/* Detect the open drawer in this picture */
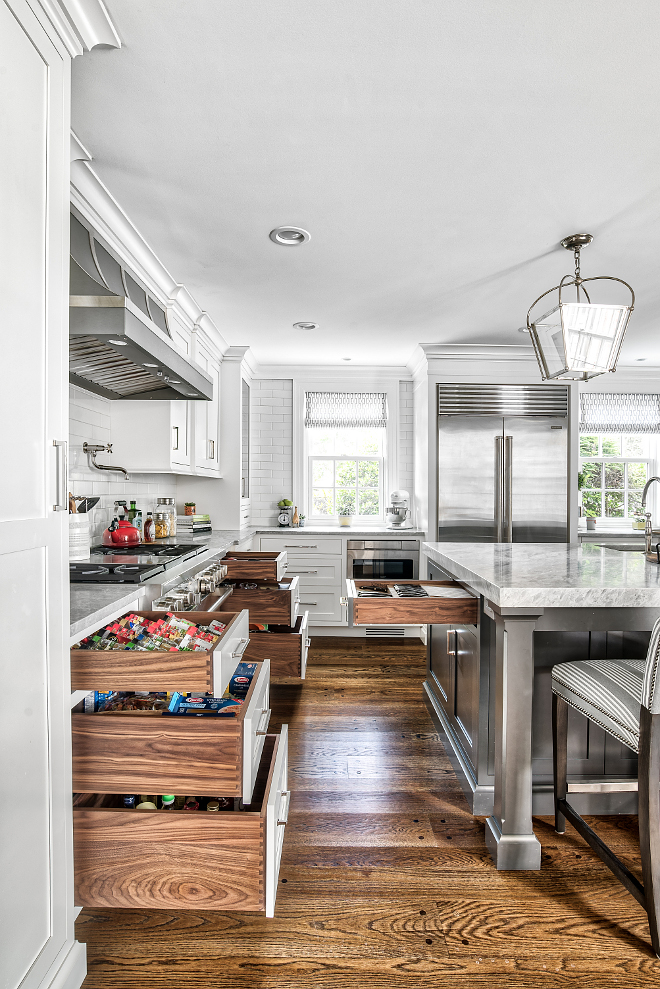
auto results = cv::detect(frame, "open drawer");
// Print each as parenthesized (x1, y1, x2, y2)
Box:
(343, 579, 479, 626)
(73, 727, 288, 916)
(213, 575, 300, 625)
(71, 658, 271, 805)
(71, 610, 250, 699)
(245, 611, 309, 679)
(219, 551, 287, 582)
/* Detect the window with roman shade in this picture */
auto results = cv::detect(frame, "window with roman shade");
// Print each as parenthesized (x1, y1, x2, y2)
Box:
(580, 393, 660, 434)
(305, 391, 388, 428)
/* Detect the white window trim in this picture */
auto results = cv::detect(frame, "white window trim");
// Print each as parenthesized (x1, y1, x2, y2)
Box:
(293, 378, 400, 524)
(579, 434, 658, 521)
(308, 452, 384, 522)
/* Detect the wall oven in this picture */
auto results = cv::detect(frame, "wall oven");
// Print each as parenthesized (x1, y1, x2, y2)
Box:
(346, 540, 419, 580)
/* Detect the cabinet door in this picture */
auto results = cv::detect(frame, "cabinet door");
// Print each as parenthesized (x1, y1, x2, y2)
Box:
(429, 624, 455, 712)
(171, 399, 190, 468)
(194, 343, 220, 474)
(0, 4, 85, 987)
(454, 626, 480, 757)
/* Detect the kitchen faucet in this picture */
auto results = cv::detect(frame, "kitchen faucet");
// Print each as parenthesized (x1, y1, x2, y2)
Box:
(641, 476, 660, 561)
(83, 442, 130, 481)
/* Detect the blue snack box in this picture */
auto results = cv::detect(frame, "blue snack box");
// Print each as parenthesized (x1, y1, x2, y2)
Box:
(229, 662, 258, 697)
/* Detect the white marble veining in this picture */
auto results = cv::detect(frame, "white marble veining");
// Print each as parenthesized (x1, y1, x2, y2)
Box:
(70, 585, 147, 638)
(423, 542, 660, 609)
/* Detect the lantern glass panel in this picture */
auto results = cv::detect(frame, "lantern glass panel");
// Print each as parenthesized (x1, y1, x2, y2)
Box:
(560, 302, 631, 375)
(531, 304, 568, 377)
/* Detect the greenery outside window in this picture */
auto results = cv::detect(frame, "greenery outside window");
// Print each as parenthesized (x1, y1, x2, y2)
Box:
(579, 434, 652, 519)
(308, 427, 384, 520)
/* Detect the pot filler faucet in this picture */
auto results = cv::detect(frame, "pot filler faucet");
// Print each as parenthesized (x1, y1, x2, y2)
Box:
(83, 442, 130, 481)
(641, 476, 660, 562)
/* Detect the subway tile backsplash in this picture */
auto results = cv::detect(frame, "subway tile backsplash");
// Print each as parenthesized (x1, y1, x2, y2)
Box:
(69, 384, 177, 543)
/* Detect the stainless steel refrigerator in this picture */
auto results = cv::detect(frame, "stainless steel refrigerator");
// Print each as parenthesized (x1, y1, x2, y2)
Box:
(437, 384, 569, 542)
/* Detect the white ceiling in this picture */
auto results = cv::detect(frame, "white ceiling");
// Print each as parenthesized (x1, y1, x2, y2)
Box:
(71, 0, 660, 367)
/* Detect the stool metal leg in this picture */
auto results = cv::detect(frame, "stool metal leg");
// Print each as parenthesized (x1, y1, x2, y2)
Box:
(638, 707, 660, 958)
(552, 693, 568, 835)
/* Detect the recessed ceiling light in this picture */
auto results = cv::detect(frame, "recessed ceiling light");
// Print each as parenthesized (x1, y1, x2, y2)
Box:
(269, 226, 311, 246)
(293, 322, 318, 331)
(342, 357, 352, 361)
(108, 338, 127, 345)
(637, 358, 647, 362)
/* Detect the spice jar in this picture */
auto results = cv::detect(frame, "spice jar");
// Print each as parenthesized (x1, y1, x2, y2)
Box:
(154, 512, 170, 539)
(156, 497, 176, 536)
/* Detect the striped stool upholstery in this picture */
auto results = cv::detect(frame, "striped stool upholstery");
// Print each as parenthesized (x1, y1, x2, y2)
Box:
(552, 619, 660, 957)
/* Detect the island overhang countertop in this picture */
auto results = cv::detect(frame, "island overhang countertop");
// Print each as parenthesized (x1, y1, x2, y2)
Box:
(422, 541, 660, 609)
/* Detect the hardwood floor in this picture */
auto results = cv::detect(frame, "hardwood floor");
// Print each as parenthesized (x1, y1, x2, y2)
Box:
(75, 636, 660, 987)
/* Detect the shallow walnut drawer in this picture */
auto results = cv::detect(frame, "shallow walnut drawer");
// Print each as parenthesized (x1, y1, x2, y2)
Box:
(70, 610, 247, 697)
(71, 659, 271, 805)
(244, 611, 309, 679)
(73, 728, 288, 917)
(216, 576, 300, 625)
(344, 579, 479, 626)
(219, 551, 287, 581)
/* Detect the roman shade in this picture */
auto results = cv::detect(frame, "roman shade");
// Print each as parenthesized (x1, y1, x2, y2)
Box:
(305, 391, 388, 428)
(580, 393, 660, 433)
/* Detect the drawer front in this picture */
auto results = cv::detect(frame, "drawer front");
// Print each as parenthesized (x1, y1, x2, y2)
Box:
(260, 535, 343, 556)
(222, 576, 299, 625)
(298, 590, 342, 624)
(346, 579, 479, 626)
(222, 551, 287, 582)
(213, 609, 250, 696)
(242, 659, 271, 804)
(73, 732, 287, 913)
(72, 713, 242, 795)
(245, 612, 309, 678)
(284, 555, 343, 586)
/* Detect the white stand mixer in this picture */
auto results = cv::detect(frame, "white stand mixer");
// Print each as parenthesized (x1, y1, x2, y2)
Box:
(385, 489, 412, 529)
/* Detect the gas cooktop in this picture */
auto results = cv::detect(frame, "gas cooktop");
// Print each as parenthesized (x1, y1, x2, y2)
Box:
(70, 562, 167, 583)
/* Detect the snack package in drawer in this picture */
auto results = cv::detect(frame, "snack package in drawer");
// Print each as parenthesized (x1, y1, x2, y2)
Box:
(165, 692, 244, 717)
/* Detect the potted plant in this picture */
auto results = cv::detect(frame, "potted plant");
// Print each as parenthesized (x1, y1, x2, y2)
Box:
(338, 508, 353, 527)
(298, 514, 306, 528)
(577, 471, 586, 517)
(184, 502, 196, 516)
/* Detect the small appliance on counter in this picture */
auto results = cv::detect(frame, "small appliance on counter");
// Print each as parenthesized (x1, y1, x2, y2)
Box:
(385, 489, 412, 529)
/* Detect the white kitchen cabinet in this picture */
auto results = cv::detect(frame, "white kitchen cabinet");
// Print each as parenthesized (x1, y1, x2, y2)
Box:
(193, 341, 221, 476)
(110, 400, 193, 473)
(258, 535, 346, 626)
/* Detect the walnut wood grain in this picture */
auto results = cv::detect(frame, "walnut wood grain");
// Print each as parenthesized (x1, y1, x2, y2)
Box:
(244, 621, 303, 677)
(220, 551, 287, 582)
(351, 580, 479, 626)
(220, 579, 297, 623)
(71, 714, 242, 793)
(70, 611, 245, 692)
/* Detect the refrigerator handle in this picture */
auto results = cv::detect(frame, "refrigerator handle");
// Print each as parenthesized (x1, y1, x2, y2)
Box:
(494, 435, 504, 542)
(504, 434, 513, 542)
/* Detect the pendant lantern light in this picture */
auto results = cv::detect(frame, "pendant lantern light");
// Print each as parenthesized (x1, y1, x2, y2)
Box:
(526, 234, 634, 381)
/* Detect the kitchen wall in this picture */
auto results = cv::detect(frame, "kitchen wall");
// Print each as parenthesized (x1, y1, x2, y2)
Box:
(69, 384, 177, 542)
(399, 380, 414, 497)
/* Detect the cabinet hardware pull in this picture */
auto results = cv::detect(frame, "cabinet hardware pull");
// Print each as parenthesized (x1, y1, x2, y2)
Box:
(208, 438, 215, 459)
(289, 570, 318, 574)
(339, 597, 348, 606)
(172, 426, 179, 451)
(304, 639, 311, 648)
(52, 440, 68, 512)
(300, 601, 318, 606)
(255, 707, 271, 735)
(446, 630, 456, 655)
(277, 790, 290, 826)
(285, 544, 317, 548)
(231, 637, 250, 658)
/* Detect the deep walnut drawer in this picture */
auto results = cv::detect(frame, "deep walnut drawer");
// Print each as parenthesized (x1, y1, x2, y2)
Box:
(71, 659, 271, 804)
(70, 609, 247, 697)
(344, 579, 479, 626)
(73, 728, 288, 917)
(219, 550, 287, 582)
(244, 611, 309, 679)
(213, 576, 300, 625)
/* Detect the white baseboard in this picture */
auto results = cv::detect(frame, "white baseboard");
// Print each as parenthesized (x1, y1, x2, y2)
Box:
(37, 941, 86, 989)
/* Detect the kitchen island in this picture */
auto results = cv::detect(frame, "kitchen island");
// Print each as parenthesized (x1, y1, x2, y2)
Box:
(422, 541, 660, 871)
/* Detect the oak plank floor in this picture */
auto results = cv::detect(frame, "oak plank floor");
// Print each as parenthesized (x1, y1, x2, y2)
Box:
(75, 635, 660, 987)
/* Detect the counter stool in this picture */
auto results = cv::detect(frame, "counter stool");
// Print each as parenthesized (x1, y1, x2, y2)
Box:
(551, 619, 660, 957)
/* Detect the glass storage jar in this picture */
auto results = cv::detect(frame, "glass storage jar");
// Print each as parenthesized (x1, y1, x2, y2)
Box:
(154, 512, 170, 539)
(156, 497, 176, 536)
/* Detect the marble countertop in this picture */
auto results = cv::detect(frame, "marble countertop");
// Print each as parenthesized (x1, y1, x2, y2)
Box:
(255, 526, 425, 536)
(70, 585, 147, 639)
(423, 541, 660, 608)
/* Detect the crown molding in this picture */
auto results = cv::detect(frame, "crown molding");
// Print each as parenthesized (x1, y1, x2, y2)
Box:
(252, 362, 411, 381)
(70, 156, 229, 357)
(70, 130, 92, 162)
(420, 342, 537, 362)
(37, 0, 120, 56)
(405, 345, 428, 381)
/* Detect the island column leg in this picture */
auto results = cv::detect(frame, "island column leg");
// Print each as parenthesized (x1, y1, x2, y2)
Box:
(485, 607, 543, 870)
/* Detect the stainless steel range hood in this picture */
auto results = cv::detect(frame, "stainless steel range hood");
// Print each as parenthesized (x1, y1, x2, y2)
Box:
(69, 216, 212, 401)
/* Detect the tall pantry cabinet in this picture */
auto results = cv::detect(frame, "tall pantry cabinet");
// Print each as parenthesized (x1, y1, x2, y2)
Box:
(0, 4, 118, 989)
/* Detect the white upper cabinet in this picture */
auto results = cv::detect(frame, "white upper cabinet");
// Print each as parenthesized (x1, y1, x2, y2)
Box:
(193, 340, 221, 476)
(110, 399, 193, 473)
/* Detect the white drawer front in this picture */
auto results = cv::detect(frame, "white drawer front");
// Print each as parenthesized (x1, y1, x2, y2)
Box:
(297, 590, 343, 624)
(265, 724, 288, 917)
(242, 658, 271, 804)
(259, 535, 343, 556)
(285, 555, 343, 586)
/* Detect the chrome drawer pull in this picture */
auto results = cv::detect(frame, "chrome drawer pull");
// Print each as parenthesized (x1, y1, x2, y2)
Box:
(285, 544, 317, 548)
(231, 637, 250, 659)
(290, 570, 318, 574)
(339, 597, 348, 606)
(277, 790, 290, 826)
(255, 707, 271, 735)
(300, 601, 317, 606)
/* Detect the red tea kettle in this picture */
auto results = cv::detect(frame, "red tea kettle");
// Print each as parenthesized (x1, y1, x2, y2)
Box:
(103, 518, 140, 546)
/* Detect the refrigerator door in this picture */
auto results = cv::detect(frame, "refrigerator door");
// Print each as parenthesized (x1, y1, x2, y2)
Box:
(504, 416, 567, 542)
(438, 416, 504, 542)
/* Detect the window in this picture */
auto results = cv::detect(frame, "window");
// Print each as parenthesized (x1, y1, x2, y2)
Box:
(579, 434, 652, 519)
(308, 427, 384, 519)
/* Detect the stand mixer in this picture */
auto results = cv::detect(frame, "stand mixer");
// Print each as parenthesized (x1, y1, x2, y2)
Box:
(385, 489, 412, 529)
